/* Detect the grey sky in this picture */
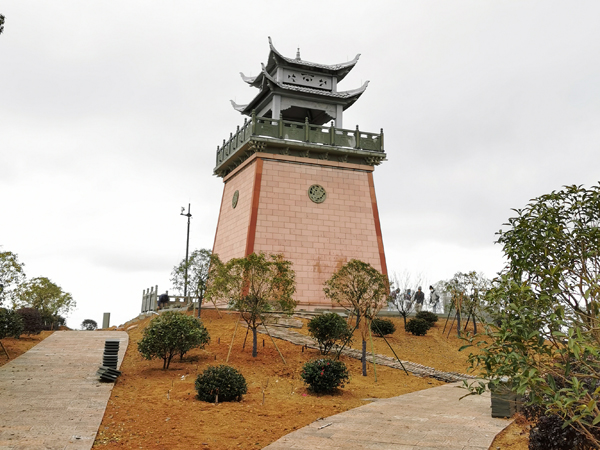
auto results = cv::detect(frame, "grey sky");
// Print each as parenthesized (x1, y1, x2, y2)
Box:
(2, 1, 599, 328)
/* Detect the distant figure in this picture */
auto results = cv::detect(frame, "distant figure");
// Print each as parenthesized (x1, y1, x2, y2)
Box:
(158, 291, 170, 310)
(404, 289, 413, 310)
(414, 286, 425, 313)
(429, 285, 440, 313)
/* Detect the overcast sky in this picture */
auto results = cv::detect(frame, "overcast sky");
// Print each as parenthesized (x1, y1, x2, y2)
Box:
(2, 1, 599, 328)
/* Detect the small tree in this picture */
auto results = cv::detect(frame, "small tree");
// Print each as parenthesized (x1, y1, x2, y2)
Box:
(307, 313, 353, 355)
(442, 271, 490, 336)
(170, 248, 212, 317)
(323, 259, 388, 376)
(0, 14, 4, 35)
(463, 184, 600, 447)
(14, 277, 75, 329)
(389, 271, 426, 328)
(81, 319, 98, 331)
(206, 252, 296, 358)
(137, 311, 210, 369)
(0, 250, 26, 307)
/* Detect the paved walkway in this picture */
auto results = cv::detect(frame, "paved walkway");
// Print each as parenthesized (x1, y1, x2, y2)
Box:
(0, 331, 128, 450)
(260, 325, 477, 382)
(263, 381, 509, 450)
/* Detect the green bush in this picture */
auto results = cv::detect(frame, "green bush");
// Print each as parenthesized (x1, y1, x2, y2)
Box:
(415, 311, 439, 325)
(0, 308, 24, 339)
(81, 319, 98, 331)
(405, 318, 430, 336)
(301, 358, 349, 393)
(307, 313, 353, 355)
(370, 318, 396, 337)
(137, 311, 210, 369)
(16, 308, 43, 335)
(195, 365, 247, 403)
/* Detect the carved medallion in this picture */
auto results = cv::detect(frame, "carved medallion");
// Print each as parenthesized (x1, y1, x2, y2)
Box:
(308, 184, 326, 204)
(232, 190, 239, 209)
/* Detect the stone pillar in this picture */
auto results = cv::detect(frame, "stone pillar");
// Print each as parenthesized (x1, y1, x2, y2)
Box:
(102, 312, 110, 329)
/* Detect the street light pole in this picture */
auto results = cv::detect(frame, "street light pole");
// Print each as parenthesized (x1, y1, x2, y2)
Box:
(180, 204, 192, 303)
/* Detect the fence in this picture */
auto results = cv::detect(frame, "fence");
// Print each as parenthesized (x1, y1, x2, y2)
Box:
(141, 287, 201, 313)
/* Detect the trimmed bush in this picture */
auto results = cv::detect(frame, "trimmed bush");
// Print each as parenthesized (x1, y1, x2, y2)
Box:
(415, 311, 439, 325)
(16, 308, 43, 335)
(0, 308, 24, 339)
(138, 312, 210, 369)
(307, 313, 353, 355)
(301, 358, 349, 393)
(370, 318, 396, 337)
(195, 365, 247, 403)
(405, 318, 430, 336)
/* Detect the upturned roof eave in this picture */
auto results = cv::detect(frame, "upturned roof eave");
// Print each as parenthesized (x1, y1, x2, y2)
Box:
(266, 37, 360, 82)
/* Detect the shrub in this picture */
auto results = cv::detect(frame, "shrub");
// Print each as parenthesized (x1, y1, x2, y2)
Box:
(16, 308, 43, 335)
(195, 365, 247, 403)
(301, 358, 349, 393)
(405, 318, 430, 336)
(137, 311, 210, 369)
(307, 313, 353, 355)
(415, 311, 439, 325)
(528, 414, 590, 450)
(0, 308, 24, 339)
(370, 317, 396, 336)
(81, 319, 98, 331)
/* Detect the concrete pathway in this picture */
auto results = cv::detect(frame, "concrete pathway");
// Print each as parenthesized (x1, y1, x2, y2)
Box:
(263, 382, 510, 450)
(260, 325, 477, 383)
(0, 331, 128, 450)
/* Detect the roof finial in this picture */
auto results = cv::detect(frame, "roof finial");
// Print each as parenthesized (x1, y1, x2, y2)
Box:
(296, 48, 301, 60)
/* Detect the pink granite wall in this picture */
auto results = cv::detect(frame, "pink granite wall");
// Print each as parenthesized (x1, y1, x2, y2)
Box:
(212, 160, 256, 263)
(253, 159, 383, 309)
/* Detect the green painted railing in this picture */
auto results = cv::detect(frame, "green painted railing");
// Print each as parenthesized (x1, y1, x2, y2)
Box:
(216, 112, 384, 167)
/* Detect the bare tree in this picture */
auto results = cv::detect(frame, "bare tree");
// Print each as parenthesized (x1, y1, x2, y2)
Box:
(389, 271, 427, 328)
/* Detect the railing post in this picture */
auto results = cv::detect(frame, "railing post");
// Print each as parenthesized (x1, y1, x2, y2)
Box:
(216, 145, 220, 165)
(355, 125, 360, 149)
(304, 117, 309, 142)
(244, 117, 248, 138)
(380, 128, 384, 151)
(278, 113, 283, 139)
(236, 125, 240, 146)
(223, 139, 226, 156)
(251, 110, 257, 135)
(329, 121, 335, 146)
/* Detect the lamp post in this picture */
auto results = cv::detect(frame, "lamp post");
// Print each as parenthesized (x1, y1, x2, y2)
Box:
(180, 204, 192, 304)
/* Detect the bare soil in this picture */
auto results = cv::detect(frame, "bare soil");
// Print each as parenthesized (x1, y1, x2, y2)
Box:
(88, 311, 512, 450)
(0, 331, 53, 367)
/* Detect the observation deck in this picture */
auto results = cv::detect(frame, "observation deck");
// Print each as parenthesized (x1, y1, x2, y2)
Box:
(214, 112, 385, 178)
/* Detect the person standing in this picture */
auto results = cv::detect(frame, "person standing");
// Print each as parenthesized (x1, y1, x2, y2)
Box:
(414, 286, 425, 313)
(158, 291, 170, 310)
(429, 285, 440, 313)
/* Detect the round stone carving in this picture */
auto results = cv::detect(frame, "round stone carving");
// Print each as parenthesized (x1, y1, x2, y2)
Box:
(308, 184, 326, 204)
(232, 190, 239, 209)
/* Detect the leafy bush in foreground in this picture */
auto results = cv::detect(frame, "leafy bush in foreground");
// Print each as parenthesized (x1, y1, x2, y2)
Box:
(307, 313, 353, 355)
(405, 318, 430, 336)
(301, 358, 349, 393)
(195, 365, 247, 403)
(371, 317, 396, 336)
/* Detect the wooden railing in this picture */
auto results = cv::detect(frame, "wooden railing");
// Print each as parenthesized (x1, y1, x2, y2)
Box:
(216, 112, 384, 167)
